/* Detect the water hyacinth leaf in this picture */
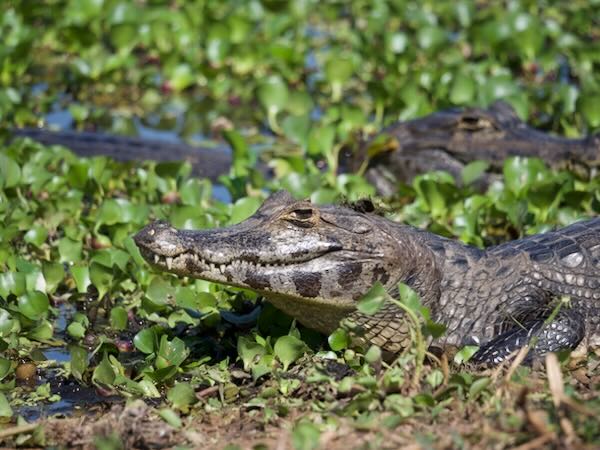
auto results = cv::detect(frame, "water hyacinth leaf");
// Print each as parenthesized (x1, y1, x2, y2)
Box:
(42, 262, 65, 294)
(291, 421, 321, 450)
(579, 94, 600, 127)
(274, 335, 308, 371)
(134, 328, 158, 354)
(450, 74, 475, 105)
(71, 265, 91, 293)
(328, 328, 349, 351)
(146, 277, 173, 306)
(468, 377, 491, 400)
(0, 357, 11, 381)
(58, 237, 83, 263)
(258, 75, 289, 115)
(454, 345, 480, 364)
(67, 321, 86, 339)
(324, 55, 354, 101)
(156, 335, 189, 369)
(0, 154, 21, 188)
(138, 379, 161, 398)
(24, 225, 48, 248)
(229, 196, 262, 225)
(0, 309, 15, 336)
(69, 345, 89, 381)
(357, 281, 388, 315)
(110, 306, 128, 330)
(167, 382, 197, 411)
(27, 320, 54, 341)
(90, 262, 114, 299)
(237, 335, 267, 372)
(168, 64, 195, 91)
(461, 161, 490, 186)
(18, 291, 49, 320)
(503, 157, 548, 197)
(158, 408, 182, 428)
(92, 353, 116, 386)
(0, 271, 26, 298)
(0, 392, 12, 418)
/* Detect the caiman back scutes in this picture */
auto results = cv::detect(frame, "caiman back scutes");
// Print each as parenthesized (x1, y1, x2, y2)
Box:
(134, 192, 600, 364)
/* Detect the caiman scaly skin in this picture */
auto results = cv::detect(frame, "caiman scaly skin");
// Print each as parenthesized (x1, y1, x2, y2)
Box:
(134, 191, 600, 364)
(348, 101, 600, 195)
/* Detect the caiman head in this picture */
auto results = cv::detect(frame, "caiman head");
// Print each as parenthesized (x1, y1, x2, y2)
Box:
(134, 191, 406, 334)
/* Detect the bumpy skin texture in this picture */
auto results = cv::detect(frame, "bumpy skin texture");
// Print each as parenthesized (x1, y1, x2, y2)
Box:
(348, 101, 600, 195)
(134, 192, 600, 364)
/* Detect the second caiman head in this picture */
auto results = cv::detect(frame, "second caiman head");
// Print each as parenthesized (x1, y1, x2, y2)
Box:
(133, 191, 406, 334)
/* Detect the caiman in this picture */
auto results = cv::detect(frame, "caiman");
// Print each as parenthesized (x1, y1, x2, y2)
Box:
(13, 101, 600, 193)
(349, 101, 600, 195)
(133, 191, 600, 365)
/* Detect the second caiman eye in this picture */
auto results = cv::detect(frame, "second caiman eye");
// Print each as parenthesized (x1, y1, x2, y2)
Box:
(290, 208, 314, 220)
(285, 208, 317, 227)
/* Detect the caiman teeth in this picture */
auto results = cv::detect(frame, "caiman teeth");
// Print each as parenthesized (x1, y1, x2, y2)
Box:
(154, 254, 160, 264)
(166, 257, 173, 270)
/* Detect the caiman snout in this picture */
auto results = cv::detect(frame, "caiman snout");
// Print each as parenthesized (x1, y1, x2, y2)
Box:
(134, 220, 186, 259)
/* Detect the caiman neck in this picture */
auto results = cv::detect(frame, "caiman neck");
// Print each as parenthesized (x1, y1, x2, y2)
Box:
(384, 222, 447, 307)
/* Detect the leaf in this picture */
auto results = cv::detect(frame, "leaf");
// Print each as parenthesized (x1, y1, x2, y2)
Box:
(155, 335, 189, 369)
(503, 157, 548, 197)
(167, 382, 197, 411)
(461, 161, 490, 186)
(158, 408, 182, 429)
(17, 291, 49, 320)
(291, 421, 321, 450)
(67, 322, 86, 339)
(274, 335, 308, 371)
(450, 74, 475, 104)
(0, 357, 12, 381)
(24, 225, 48, 248)
(579, 94, 600, 127)
(328, 328, 349, 351)
(71, 265, 91, 293)
(257, 75, 289, 115)
(92, 353, 116, 386)
(356, 282, 388, 315)
(454, 345, 480, 364)
(69, 345, 89, 381)
(0, 392, 12, 418)
(0, 154, 21, 188)
(229, 196, 262, 225)
(145, 277, 174, 306)
(237, 335, 267, 372)
(134, 328, 157, 354)
(468, 377, 491, 400)
(110, 306, 128, 330)
(90, 262, 113, 299)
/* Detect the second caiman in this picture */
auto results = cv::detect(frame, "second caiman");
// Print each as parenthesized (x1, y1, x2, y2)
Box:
(134, 191, 600, 365)
(348, 101, 600, 195)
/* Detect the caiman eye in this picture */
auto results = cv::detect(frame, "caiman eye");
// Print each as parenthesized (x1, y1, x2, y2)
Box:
(457, 115, 495, 131)
(285, 208, 317, 227)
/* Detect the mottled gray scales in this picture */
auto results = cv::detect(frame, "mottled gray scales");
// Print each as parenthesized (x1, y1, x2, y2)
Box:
(134, 192, 600, 365)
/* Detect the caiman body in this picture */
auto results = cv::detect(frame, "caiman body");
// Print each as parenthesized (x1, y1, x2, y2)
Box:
(134, 192, 600, 364)
(352, 101, 600, 194)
